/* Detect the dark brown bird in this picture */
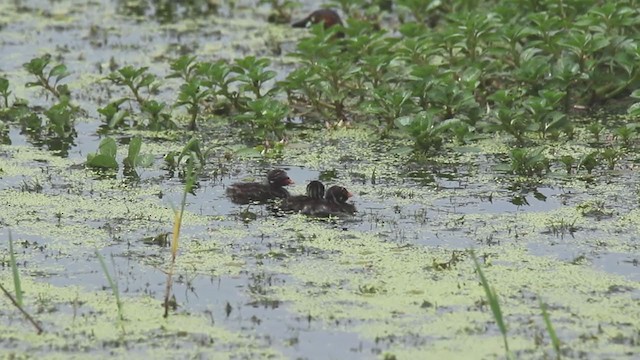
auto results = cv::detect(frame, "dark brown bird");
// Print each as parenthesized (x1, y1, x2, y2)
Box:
(302, 185, 356, 217)
(281, 180, 326, 212)
(226, 169, 294, 204)
(292, 9, 343, 29)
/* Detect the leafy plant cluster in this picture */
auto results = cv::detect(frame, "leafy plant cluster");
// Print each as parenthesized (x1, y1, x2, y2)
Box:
(285, 1, 640, 141)
(274, 0, 640, 177)
(3, 0, 640, 178)
(0, 54, 79, 154)
(98, 55, 287, 148)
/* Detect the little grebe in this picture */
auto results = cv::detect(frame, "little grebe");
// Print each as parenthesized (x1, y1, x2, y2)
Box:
(226, 169, 294, 204)
(292, 9, 343, 29)
(302, 185, 356, 217)
(281, 180, 326, 212)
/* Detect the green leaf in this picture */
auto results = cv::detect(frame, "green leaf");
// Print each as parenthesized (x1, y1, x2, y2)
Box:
(136, 154, 155, 167)
(49, 64, 70, 82)
(98, 137, 117, 158)
(627, 102, 640, 116)
(8, 231, 23, 307)
(125, 136, 142, 167)
(23, 55, 51, 76)
(0, 77, 9, 93)
(86, 154, 119, 169)
(233, 146, 262, 157)
(394, 115, 414, 128)
(109, 110, 128, 129)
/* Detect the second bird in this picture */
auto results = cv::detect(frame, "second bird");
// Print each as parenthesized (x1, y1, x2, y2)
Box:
(226, 169, 294, 204)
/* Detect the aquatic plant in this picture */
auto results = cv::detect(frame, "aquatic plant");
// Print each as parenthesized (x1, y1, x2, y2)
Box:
(524, 90, 568, 139)
(86, 136, 153, 171)
(164, 160, 198, 317)
(471, 251, 512, 359)
(559, 155, 575, 175)
(546, 218, 578, 237)
(43, 98, 76, 138)
(274, 0, 640, 162)
(601, 148, 621, 170)
(86, 137, 118, 170)
(509, 147, 549, 177)
(196, 60, 235, 113)
(539, 298, 562, 359)
(614, 124, 636, 147)
(176, 78, 209, 131)
(97, 99, 129, 129)
(23, 54, 70, 100)
(164, 137, 205, 174)
(0, 76, 10, 107)
(395, 110, 461, 152)
(106, 65, 157, 108)
(577, 151, 599, 174)
(231, 56, 278, 102)
(104, 65, 175, 130)
(96, 251, 125, 332)
(235, 97, 289, 145)
(364, 86, 417, 131)
(586, 122, 605, 143)
(123, 136, 154, 169)
(167, 55, 198, 83)
(141, 99, 175, 130)
(0, 231, 43, 334)
(8, 230, 22, 307)
(167, 56, 210, 129)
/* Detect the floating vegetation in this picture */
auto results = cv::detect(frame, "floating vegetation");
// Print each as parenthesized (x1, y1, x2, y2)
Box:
(0, 0, 639, 358)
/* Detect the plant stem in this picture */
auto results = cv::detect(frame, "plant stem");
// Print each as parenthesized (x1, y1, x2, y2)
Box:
(0, 283, 43, 334)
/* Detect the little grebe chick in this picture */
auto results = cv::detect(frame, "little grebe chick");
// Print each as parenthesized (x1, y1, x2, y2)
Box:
(226, 169, 294, 204)
(281, 180, 326, 212)
(302, 185, 356, 217)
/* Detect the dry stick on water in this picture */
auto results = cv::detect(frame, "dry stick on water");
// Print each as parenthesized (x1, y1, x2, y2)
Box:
(0, 283, 44, 334)
(0, 230, 43, 334)
(471, 250, 512, 359)
(164, 162, 197, 318)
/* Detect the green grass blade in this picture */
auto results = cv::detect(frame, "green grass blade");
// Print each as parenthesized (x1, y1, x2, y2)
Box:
(96, 251, 124, 329)
(8, 230, 23, 307)
(471, 251, 510, 356)
(539, 298, 562, 359)
(164, 160, 197, 318)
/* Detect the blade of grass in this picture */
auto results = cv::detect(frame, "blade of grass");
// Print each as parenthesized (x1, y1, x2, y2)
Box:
(96, 251, 125, 333)
(8, 230, 23, 306)
(1, 230, 43, 334)
(164, 159, 198, 318)
(471, 250, 511, 358)
(539, 298, 562, 359)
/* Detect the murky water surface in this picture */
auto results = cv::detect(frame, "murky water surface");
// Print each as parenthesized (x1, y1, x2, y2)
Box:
(1, 1, 639, 359)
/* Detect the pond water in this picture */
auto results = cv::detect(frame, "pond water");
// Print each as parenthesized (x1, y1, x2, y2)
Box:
(0, 1, 639, 359)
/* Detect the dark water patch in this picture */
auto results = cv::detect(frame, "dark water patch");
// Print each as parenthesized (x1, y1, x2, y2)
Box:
(591, 252, 640, 283)
(528, 242, 640, 283)
(431, 186, 564, 215)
